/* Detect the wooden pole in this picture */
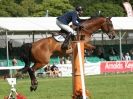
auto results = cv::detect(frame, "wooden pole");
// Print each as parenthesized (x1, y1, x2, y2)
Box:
(72, 40, 89, 99)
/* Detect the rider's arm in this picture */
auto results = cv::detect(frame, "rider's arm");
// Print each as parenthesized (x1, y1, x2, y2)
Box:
(77, 17, 86, 23)
(72, 12, 80, 26)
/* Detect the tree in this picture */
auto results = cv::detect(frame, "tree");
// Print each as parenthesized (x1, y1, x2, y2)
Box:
(39, 0, 73, 16)
(85, 2, 124, 17)
(20, 0, 39, 16)
(0, 0, 127, 17)
(0, 0, 25, 17)
(69, 0, 126, 16)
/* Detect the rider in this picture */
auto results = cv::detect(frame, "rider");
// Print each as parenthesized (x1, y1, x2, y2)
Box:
(56, 5, 84, 50)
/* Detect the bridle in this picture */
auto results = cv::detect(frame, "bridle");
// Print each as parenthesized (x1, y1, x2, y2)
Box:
(77, 17, 115, 37)
(101, 18, 114, 34)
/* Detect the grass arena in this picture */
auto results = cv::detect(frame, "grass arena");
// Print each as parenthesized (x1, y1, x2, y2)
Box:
(0, 73, 133, 99)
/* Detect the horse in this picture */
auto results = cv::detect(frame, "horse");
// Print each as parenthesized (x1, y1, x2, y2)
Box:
(20, 16, 116, 91)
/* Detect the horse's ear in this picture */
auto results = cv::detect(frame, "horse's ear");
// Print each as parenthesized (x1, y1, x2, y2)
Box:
(108, 17, 112, 20)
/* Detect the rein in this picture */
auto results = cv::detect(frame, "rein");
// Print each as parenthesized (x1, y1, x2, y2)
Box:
(80, 27, 89, 33)
(101, 19, 114, 33)
(77, 17, 114, 36)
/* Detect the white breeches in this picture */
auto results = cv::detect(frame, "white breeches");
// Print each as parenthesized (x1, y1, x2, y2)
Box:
(56, 19, 76, 35)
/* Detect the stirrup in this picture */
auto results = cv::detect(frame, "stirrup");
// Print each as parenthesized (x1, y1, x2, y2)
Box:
(61, 43, 68, 50)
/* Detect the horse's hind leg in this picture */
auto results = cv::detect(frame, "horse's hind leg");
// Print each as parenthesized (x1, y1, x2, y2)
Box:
(28, 63, 45, 91)
(27, 68, 38, 91)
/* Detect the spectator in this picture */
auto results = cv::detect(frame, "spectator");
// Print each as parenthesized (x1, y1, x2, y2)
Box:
(66, 56, 71, 64)
(109, 47, 118, 56)
(124, 52, 131, 60)
(97, 46, 105, 59)
(129, 49, 133, 60)
(60, 57, 65, 64)
(121, 53, 125, 60)
(12, 57, 17, 66)
(51, 63, 62, 77)
(12, 57, 17, 77)
(44, 64, 53, 77)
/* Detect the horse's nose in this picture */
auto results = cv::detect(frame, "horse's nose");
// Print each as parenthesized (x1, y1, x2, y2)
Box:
(111, 35, 115, 39)
(112, 35, 115, 39)
(108, 34, 112, 39)
(112, 31, 116, 39)
(109, 34, 115, 39)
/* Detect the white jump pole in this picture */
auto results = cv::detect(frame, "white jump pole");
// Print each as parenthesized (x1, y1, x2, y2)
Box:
(72, 40, 89, 99)
(77, 42, 86, 99)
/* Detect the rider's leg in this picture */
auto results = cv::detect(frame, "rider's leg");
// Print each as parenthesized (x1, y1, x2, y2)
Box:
(56, 20, 75, 34)
(61, 32, 72, 49)
(56, 19, 75, 49)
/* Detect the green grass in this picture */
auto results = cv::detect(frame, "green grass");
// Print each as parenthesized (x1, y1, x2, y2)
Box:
(0, 73, 133, 99)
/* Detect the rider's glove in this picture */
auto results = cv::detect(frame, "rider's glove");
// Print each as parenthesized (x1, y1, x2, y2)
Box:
(79, 25, 84, 29)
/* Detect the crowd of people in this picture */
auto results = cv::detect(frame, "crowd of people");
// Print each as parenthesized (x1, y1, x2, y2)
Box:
(44, 63, 62, 78)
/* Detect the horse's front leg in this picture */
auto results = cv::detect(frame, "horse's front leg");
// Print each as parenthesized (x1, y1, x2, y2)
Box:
(27, 68, 38, 91)
(84, 43, 96, 53)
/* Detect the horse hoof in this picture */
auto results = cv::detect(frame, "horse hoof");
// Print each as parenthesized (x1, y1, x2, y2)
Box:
(30, 86, 34, 92)
(34, 84, 38, 91)
(30, 85, 37, 91)
(34, 86, 37, 91)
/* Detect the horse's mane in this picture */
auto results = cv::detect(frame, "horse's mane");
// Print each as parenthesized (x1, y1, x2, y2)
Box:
(81, 15, 106, 24)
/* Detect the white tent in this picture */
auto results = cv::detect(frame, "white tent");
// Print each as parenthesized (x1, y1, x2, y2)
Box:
(0, 17, 133, 32)
(0, 17, 60, 32)
(111, 17, 133, 30)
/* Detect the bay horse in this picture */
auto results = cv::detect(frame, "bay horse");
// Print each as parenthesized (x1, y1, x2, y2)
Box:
(20, 16, 116, 91)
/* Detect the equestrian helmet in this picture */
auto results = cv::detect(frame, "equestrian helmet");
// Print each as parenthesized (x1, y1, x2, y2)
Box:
(75, 6, 83, 12)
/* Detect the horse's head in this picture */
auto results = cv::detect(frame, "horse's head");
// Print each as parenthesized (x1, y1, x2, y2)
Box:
(101, 17, 116, 39)
(73, 16, 116, 40)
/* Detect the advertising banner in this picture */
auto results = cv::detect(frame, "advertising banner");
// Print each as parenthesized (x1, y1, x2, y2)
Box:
(100, 61, 133, 73)
(57, 62, 100, 77)
(123, 2, 133, 17)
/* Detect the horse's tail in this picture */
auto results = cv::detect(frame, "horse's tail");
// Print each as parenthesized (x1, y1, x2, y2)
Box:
(20, 43, 32, 67)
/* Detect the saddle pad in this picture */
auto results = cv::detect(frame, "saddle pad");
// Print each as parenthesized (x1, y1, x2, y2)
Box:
(53, 35, 65, 42)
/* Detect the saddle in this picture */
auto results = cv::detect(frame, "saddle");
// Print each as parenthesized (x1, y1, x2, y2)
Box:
(52, 29, 68, 42)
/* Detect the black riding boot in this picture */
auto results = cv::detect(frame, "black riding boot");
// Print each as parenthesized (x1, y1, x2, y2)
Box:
(61, 33, 72, 50)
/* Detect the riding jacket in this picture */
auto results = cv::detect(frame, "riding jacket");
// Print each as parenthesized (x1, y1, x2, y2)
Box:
(57, 11, 81, 26)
